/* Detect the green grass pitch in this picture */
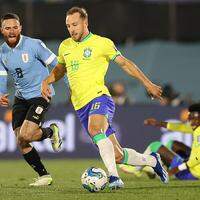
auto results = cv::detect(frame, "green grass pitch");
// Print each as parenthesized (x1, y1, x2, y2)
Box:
(0, 159, 200, 200)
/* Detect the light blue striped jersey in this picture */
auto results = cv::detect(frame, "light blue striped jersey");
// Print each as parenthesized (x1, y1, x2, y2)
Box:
(0, 35, 57, 99)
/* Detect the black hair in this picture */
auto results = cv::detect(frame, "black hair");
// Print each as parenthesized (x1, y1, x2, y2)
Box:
(1, 13, 20, 26)
(188, 103, 200, 113)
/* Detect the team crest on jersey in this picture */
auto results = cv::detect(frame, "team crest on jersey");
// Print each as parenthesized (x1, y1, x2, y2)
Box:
(83, 48, 92, 58)
(22, 53, 29, 63)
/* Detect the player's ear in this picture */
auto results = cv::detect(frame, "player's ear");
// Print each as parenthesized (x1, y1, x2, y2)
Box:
(84, 18, 88, 27)
(19, 25, 22, 32)
(0, 25, 3, 34)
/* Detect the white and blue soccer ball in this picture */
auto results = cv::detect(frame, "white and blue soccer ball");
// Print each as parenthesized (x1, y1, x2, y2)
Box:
(81, 167, 108, 192)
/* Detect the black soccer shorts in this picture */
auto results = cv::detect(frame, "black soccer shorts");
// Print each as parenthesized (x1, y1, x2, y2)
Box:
(12, 97, 50, 130)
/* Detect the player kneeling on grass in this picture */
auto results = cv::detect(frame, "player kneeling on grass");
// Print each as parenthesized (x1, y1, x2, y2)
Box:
(121, 103, 200, 180)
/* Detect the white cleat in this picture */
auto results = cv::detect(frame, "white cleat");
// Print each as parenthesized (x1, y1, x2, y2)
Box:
(29, 174, 53, 186)
(50, 123, 62, 152)
(109, 176, 124, 190)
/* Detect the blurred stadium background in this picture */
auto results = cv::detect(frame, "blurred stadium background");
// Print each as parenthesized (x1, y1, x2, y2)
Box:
(0, 0, 199, 159)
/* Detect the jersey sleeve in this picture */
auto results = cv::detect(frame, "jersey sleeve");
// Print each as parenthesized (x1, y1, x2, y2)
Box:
(35, 40, 58, 68)
(0, 61, 8, 95)
(57, 43, 65, 66)
(167, 122, 193, 134)
(102, 38, 121, 61)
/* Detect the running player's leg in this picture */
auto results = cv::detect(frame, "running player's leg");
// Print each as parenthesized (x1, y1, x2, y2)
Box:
(108, 135, 168, 183)
(120, 141, 177, 177)
(18, 97, 62, 152)
(86, 95, 123, 189)
(88, 114, 123, 189)
(12, 97, 52, 186)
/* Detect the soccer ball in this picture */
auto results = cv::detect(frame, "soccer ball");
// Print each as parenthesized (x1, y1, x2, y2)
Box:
(81, 167, 107, 192)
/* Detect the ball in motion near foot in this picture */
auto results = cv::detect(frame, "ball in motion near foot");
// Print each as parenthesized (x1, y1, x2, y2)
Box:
(81, 167, 107, 192)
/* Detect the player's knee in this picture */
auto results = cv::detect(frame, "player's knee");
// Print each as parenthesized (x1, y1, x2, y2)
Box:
(17, 134, 28, 145)
(88, 123, 102, 136)
(17, 134, 26, 147)
(115, 152, 124, 164)
(18, 129, 33, 144)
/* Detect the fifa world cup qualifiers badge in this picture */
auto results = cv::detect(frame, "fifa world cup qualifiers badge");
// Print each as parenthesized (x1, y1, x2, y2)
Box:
(83, 48, 92, 59)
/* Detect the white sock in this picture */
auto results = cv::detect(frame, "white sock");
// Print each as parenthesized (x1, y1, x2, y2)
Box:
(143, 146, 152, 155)
(96, 137, 119, 177)
(123, 148, 156, 167)
(135, 146, 154, 171)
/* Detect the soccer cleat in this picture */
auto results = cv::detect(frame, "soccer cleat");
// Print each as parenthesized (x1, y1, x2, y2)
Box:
(119, 164, 143, 177)
(151, 152, 169, 183)
(50, 123, 62, 152)
(108, 176, 124, 190)
(29, 174, 53, 186)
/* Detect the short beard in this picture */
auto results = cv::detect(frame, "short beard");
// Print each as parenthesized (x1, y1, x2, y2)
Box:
(5, 34, 21, 48)
(72, 32, 84, 42)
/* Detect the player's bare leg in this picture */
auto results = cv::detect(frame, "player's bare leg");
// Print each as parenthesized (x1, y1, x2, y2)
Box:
(168, 140, 191, 159)
(88, 114, 124, 189)
(18, 120, 62, 152)
(14, 127, 52, 186)
(157, 146, 176, 167)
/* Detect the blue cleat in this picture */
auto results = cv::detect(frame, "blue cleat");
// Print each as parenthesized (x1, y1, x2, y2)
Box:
(151, 152, 169, 184)
(108, 176, 124, 190)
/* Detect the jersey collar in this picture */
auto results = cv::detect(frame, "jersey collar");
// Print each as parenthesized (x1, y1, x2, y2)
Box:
(15, 35, 23, 48)
(77, 32, 93, 43)
(4, 35, 23, 50)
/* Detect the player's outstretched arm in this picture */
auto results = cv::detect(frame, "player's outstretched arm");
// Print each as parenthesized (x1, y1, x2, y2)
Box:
(114, 55, 162, 100)
(144, 118, 193, 133)
(0, 94, 9, 107)
(41, 64, 66, 101)
(144, 118, 168, 128)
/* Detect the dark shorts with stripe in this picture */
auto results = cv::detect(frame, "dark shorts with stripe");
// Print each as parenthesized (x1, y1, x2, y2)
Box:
(12, 96, 50, 130)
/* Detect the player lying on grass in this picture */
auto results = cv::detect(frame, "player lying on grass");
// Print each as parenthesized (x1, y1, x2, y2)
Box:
(120, 103, 200, 180)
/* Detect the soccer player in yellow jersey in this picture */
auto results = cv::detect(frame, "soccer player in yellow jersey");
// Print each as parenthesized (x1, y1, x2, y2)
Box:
(41, 6, 168, 189)
(143, 103, 200, 180)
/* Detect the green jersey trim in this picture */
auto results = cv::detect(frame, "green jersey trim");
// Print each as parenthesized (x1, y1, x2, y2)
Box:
(80, 32, 93, 43)
(111, 53, 121, 61)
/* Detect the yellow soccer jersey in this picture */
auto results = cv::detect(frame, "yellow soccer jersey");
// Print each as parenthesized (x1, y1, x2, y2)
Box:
(167, 123, 200, 178)
(57, 33, 121, 110)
